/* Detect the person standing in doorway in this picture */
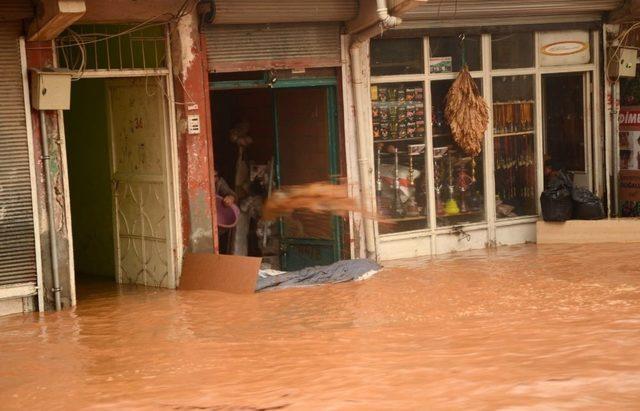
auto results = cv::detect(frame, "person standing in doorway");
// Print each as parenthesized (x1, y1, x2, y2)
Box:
(229, 120, 253, 201)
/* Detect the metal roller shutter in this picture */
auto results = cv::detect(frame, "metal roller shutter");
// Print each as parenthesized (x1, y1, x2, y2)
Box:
(213, 0, 358, 24)
(405, 0, 623, 20)
(205, 23, 342, 73)
(0, 0, 34, 21)
(0, 23, 38, 287)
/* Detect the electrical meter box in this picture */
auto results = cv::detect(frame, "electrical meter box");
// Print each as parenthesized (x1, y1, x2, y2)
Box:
(30, 69, 73, 110)
(610, 47, 638, 79)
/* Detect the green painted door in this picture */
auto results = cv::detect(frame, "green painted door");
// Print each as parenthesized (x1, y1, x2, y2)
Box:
(273, 86, 341, 270)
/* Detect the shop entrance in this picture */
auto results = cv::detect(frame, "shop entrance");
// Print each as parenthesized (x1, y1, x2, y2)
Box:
(543, 72, 592, 188)
(212, 80, 341, 271)
(65, 77, 178, 294)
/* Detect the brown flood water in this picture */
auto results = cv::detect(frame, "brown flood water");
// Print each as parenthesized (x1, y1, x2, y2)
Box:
(2, 243, 640, 410)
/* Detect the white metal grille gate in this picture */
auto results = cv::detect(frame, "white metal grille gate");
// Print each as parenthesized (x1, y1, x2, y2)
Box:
(0, 23, 38, 287)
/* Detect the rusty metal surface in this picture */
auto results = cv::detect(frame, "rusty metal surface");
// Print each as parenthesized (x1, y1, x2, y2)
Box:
(80, 0, 181, 23)
(205, 23, 342, 73)
(0, 23, 38, 286)
(78, 0, 357, 24)
(404, 0, 624, 20)
(213, 0, 358, 24)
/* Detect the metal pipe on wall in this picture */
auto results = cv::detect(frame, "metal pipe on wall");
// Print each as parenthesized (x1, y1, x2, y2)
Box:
(606, 82, 613, 216)
(349, 44, 377, 259)
(39, 110, 62, 311)
(610, 81, 620, 216)
(349, 0, 402, 259)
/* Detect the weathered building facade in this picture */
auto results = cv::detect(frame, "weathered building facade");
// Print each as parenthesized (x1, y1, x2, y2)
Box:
(0, 0, 633, 315)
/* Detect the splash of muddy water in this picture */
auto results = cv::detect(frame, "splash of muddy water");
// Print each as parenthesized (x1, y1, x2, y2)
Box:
(2, 244, 640, 410)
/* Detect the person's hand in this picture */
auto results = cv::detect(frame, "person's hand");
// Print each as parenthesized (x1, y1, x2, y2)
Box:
(223, 195, 235, 207)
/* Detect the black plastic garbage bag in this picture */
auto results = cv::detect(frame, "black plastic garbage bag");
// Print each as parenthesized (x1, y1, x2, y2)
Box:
(572, 187, 605, 220)
(540, 172, 573, 222)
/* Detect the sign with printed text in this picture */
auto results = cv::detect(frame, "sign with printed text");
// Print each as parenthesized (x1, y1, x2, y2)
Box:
(619, 170, 640, 216)
(539, 30, 590, 67)
(187, 114, 200, 135)
(619, 106, 640, 131)
(429, 56, 452, 73)
(619, 106, 640, 170)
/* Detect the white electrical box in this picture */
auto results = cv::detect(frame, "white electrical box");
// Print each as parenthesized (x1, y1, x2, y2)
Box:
(187, 114, 201, 134)
(30, 69, 73, 110)
(611, 47, 638, 79)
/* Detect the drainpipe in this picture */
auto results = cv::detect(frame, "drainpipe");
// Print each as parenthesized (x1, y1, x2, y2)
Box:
(607, 82, 615, 217)
(610, 81, 620, 217)
(39, 110, 62, 311)
(349, 0, 402, 259)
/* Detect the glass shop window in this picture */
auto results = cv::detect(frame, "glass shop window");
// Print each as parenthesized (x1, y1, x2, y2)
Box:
(491, 32, 535, 70)
(370, 38, 424, 76)
(370, 82, 428, 234)
(492, 75, 537, 219)
(431, 79, 485, 227)
(429, 35, 482, 73)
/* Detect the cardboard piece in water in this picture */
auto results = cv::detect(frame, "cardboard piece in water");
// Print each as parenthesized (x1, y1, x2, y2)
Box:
(180, 253, 261, 294)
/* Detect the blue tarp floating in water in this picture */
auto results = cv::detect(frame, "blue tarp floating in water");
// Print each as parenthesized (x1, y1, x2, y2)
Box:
(255, 259, 380, 292)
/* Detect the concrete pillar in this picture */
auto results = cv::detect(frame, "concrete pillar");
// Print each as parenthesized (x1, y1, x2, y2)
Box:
(25, 41, 75, 309)
(170, 11, 218, 254)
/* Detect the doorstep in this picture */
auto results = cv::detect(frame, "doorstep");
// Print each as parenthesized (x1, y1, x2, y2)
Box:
(537, 218, 640, 244)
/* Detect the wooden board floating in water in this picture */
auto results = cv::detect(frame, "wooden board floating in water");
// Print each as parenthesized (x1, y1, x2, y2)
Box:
(180, 253, 261, 294)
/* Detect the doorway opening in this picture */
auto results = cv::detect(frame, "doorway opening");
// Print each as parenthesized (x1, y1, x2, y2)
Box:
(211, 80, 343, 271)
(543, 72, 591, 188)
(65, 77, 178, 298)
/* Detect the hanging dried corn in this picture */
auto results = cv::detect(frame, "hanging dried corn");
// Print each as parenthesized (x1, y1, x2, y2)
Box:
(444, 64, 489, 157)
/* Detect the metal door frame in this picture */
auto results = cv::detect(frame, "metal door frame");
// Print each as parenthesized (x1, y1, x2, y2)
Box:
(47, 26, 183, 310)
(59, 36, 182, 291)
(541, 71, 594, 190)
(210, 76, 343, 269)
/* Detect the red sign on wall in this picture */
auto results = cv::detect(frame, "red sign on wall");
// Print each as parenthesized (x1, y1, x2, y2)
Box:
(619, 107, 640, 131)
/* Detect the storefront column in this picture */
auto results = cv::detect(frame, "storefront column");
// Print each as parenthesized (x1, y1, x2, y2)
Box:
(170, 12, 218, 254)
(25, 41, 76, 309)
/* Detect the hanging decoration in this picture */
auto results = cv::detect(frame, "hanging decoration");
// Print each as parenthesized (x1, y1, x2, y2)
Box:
(445, 65, 488, 156)
(444, 34, 489, 157)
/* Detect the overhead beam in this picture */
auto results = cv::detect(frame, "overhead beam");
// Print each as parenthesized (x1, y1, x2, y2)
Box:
(608, 0, 640, 23)
(28, 0, 86, 41)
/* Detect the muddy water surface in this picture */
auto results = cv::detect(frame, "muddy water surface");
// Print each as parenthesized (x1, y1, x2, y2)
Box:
(2, 244, 640, 410)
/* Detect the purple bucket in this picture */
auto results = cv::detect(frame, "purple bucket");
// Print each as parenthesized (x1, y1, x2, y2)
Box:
(216, 195, 240, 228)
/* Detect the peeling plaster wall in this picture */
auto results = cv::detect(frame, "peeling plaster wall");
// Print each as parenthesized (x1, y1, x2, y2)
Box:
(176, 13, 197, 82)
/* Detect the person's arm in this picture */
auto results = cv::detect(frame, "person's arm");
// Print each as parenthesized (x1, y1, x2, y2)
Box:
(217, 177, 236, 205)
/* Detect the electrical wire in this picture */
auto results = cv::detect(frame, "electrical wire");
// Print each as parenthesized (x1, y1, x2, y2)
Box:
(29, 0, 197, 51)
(607, 21, 640, 83)
(30, 0, 200, 107)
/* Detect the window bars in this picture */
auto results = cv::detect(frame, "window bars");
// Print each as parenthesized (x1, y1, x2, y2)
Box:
(56, 24, 168, 73)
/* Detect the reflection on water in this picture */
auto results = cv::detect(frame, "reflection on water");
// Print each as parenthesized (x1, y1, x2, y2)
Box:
(2, 244, 640, 410)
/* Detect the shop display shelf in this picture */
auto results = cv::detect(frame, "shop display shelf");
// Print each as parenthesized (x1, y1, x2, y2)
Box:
(437, 210, 483, 218)
(372, 100, 425, 106)
(374, 136, 424, 143)
(383, 215, 427, 222)
(493, 130, 535, 138)
(379, 151, 427, 157)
